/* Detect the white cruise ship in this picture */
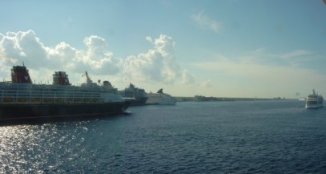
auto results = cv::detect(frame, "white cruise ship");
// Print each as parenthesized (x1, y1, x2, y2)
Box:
(146, 89, 176, 105)
(305, 89, 323, 109)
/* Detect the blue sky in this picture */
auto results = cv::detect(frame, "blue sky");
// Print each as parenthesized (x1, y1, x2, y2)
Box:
(1, 0, 326, 98)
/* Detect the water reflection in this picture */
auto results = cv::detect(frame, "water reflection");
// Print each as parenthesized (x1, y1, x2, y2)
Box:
(0, 122, 91, 173)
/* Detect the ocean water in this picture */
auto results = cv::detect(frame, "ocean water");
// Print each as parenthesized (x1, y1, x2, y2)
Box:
(1, 100, 326, 173)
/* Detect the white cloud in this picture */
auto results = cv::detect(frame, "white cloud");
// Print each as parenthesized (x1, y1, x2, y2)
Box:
(192, 11, 221, 33)
(193, 54, 326, 98)
(145, 36, 153, 43)
(280, 49, 311, 59)
(0, 30, 193, 89)
(122, 34, 185, 84)
(278, 49, 316, 68)
(181, 70, 195, 84)
(200, 80, 212, 88)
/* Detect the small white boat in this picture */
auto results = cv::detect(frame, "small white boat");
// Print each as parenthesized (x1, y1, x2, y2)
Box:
(305, 89, 323, 109)
(146, 89, 176, 105)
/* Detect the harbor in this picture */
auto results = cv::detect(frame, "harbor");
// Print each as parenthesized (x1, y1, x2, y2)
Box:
(1, 0, 326, 173)
(0, 64, 324, 125)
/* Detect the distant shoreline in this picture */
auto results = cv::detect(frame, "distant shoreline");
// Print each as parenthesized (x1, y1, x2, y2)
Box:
(175, 96, 290, 102)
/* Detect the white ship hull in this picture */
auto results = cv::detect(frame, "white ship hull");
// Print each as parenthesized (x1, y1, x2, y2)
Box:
(146, 93, 176, 105)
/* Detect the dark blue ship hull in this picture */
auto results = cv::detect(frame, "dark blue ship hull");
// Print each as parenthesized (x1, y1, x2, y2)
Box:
(0, 102, 129, 124)
(129, 97, 148, 106)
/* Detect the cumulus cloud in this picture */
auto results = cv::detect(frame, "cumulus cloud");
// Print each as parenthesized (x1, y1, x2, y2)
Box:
(122, 34, 189, 84)
(0, 30, 192, 87)
(181, 70, 195, 84)
(192, 11, 221, 33)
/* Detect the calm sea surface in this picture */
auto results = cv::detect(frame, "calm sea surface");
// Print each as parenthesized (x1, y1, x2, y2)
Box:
(1, 100, 326, 173)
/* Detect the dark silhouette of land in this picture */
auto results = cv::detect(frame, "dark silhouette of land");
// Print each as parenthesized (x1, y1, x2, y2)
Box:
(176, 95, 286, 102)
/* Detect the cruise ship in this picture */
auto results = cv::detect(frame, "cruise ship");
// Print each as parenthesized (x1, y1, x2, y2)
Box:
(305, 89, 324, 109)
(120, 83, 148, 106)
(146, 89, 176, 105)
(0, 65, 129, 123)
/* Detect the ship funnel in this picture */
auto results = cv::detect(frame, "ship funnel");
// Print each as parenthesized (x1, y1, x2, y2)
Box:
(53, 71, 71, 85)
(157, 88, 163, 94)
(129, 83, 135, 88)
(11, 65, 32, 84)
(103, 81, 113, 88)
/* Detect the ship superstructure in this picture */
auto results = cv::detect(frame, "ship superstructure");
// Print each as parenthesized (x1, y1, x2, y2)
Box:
(120, 83, 148, 106)
(305, 89, 323, 109)
(146, 88, 176, 105)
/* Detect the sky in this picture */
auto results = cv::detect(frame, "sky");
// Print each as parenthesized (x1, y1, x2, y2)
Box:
(0, 0, 326, 98)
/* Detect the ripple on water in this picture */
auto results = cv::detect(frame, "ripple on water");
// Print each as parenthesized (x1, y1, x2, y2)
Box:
(0, 101, 326, 173)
